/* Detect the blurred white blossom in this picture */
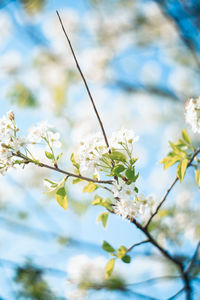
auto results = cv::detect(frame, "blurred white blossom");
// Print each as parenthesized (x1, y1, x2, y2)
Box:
(185, 97, 200, 133)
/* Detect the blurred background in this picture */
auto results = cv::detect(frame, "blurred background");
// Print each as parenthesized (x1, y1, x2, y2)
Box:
(0, 0, 200, 299)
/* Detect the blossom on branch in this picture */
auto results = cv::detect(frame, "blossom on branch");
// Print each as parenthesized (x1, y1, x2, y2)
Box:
(28, 121, 61, 147)
(185, 97, 200, 133)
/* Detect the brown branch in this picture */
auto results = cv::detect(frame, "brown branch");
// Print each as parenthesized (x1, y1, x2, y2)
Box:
(145, 147, 200, 228)
(127, 239, 150, 253)
(13, 152, 113, 185)
(56, 10, 109, 148)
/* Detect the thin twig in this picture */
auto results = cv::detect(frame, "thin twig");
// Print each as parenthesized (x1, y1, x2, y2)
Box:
(167, 287, 185, 300)
(13, 152, 113, 185)
(145, 147, 200, 228)
(56, 10, 109, 148)
(127, 239, 150, 253)
(127, 275, 181, 287)
(184, 241, 200, 274)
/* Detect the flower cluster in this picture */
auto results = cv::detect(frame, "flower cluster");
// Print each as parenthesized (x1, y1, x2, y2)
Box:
(76, 128, 139, 178)
(0, 111, 27, 174)
(28, 121, 61, 148)
(112, 179, 152, 220)
(66, 255, 125, 299)
(0, 111, 61, 175)
(185, 97, 200, 133)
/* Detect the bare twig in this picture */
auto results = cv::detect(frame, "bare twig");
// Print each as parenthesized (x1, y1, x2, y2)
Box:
(13, 152, 113, 185)
(56, 10, 109, 148)
(145, 147, 200, 228)
(127, 239, 150, 253)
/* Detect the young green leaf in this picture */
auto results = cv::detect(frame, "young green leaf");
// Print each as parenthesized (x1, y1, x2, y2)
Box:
(182, 129, 192, 145)
(111, 165, 125, 175)
(70, 153, 80, 170)
(121, 255, 131, 263)
(102, 240, 115, 253)
(117, 245, 127, 259)
(97, 212, 109, 228)
(56, 187, 68, 210)
(92, 195, 112, 210)
(56, 153, 63, 161)
(177, 159, 188, 182)
(83, 182, 98, 193)
(195, 169, 200, 186)
(108, 151, 127, 162)
(45, 151, 54, 160)
(105, 258, 115, 279)
(160, 156, 180, 170)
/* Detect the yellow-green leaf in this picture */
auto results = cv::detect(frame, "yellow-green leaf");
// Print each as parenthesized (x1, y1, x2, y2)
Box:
(92, 195, 112, 210)
(177, 159, 188, 182)
(108, 151, 127, 162)
(105, 259, 115, 279)
(195, 169, 200, 186)
(83, 182, 98, 193)
(160, 156, 180, 170)
(117, 245, 127, 259)
(97, 212, 109, 228)
(182, 129, 192, 145)
(56, 187, 68, 210)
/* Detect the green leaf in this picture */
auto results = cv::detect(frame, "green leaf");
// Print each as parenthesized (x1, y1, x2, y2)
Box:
(177, 159, 188, 182)
(97, 212, 109, 228)
(102, 240, 115, 253)
(108, 151, 127, 162)
(105, 259, 115, 279)
(56, 153, 63, 161)
(70, 153, 80, 170)
(117, 246, 127, 259)
(92, 195, 112, 210)
(56, 187, 68, 210)
(112, 165, 125, 175)
(72, 178, 82, 184)
(182, 129, 192, 145)
(44, 179, 58, 188)
(160, 156, 180, 170)
(121, 255, 131, 263)
(195, 169, 200, 186)
(45, 151, 54, 160)
(83, 182, 98, 193)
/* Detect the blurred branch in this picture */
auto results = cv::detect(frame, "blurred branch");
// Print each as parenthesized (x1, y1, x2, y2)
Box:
(167, 287, 185, 300)
(114, 80, 181, 102)
(185, 240, 200, 274)
(155, 0, 200, 69)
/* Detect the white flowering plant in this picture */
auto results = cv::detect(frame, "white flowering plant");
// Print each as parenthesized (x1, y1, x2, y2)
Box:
(1, 11, 200, 300)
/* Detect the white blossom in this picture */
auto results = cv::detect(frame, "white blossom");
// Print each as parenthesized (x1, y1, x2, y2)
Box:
(76, 129, 138, 178)
(185, 97, 200, 133)
(109, 128, 139, 149)
(112, 179, 152, 220)
(28, 121, 61, 147)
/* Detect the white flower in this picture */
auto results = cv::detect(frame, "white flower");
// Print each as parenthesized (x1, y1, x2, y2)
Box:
(76, 129, 139, 178)
(112, 179, 152, 220)
(28, 121, 61, 147)
(185, 97, 200, 133)
(111, 180, 136, 199)
(109, 128, 139, 149)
